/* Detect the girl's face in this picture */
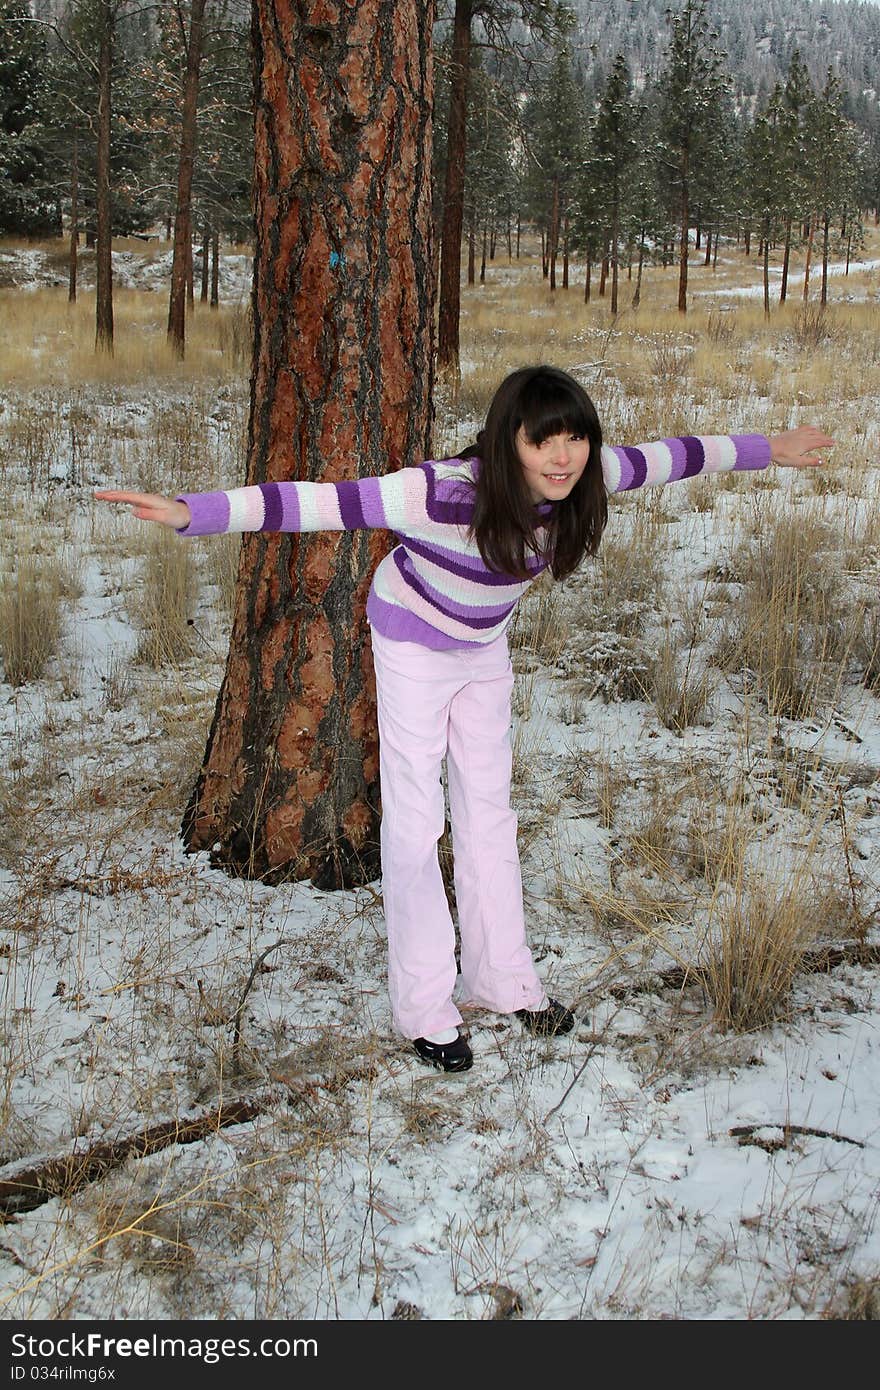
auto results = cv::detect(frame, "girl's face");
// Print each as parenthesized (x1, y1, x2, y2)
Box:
(515, 427, 591, 504)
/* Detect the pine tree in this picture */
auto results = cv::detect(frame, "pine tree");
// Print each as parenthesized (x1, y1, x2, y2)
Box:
(435, 0, 571, 378)
(522, 42, 587, 292)
(776, 49, 812, 304)
(0, 0, 56, 235)
(657, 0, 728, 314)
(586, 52, 638, 315)
(166, 0, 209, 358)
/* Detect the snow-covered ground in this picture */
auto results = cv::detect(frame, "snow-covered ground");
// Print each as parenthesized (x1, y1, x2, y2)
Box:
(0, 242, 879, 1325)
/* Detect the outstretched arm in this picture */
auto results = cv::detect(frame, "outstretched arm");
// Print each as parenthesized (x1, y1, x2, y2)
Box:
(95, 461, 463, 538)
(93, 490, 191, 529)
(602, 425, 834, 494)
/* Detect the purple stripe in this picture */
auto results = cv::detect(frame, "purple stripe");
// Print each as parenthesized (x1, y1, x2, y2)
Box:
(335, 480, 366, 530)
(367, 591, 480, 649)
(279, 484, 300, 530)
(356, 476, 389, 527)
(394, 551, 515, 629)
(664, 437, 689, 482)
(421, 462, 476, 525)
(260, 482, 284, 531)
(176, 491, 231, 536)
(679, 436, 706, 478)
(403, 533, 547, 584)
(731, 434, 772, 470)
(614, 447, 648, 493)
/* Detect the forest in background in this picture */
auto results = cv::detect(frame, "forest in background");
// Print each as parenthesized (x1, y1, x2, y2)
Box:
(3, 0, 879, 304)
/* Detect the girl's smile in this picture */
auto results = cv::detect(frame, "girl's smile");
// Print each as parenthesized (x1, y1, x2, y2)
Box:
(515, 426, 591, 503)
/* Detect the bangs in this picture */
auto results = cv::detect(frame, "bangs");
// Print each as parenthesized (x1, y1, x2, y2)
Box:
(515, 379, 593, 444)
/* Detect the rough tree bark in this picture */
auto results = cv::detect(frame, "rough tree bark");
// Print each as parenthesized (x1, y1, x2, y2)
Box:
(95, 0, 114, 352)
(168, 0, 208, 357)
(181, 0, 435, 889)
(436, 0, 472, 380)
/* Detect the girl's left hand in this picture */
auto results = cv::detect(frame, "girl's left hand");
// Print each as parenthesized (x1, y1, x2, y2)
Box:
(767, 426, 835, 468)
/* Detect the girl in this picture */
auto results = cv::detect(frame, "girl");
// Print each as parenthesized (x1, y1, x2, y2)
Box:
(96, 366, 833, 1074)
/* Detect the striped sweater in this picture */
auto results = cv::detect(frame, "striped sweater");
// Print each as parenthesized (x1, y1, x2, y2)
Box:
(177, 433, 770, 649)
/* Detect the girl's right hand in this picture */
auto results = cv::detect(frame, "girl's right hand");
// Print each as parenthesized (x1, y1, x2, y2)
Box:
(93, 490, 191, 530)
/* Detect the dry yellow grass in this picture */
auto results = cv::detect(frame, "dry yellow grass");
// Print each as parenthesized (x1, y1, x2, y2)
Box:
(0, 272, 249, 386)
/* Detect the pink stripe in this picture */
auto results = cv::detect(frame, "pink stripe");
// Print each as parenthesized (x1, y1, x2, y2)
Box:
(702, 436, 723, 474)
(314, 487, 344, 528)
(242, 490, 265, 529)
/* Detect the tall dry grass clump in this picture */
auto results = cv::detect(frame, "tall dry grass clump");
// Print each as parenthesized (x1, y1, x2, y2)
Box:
(714, 511, 846, 720)
(697, 862, 822, 1032)
(0, 542, 82, 685)
(650, 623, 712, 731)
(130, 529, 199, 667)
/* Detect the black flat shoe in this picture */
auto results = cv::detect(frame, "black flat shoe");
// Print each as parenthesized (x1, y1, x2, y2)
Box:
(413, 1032, 474, 1072)
(515, 998, 575, 1036)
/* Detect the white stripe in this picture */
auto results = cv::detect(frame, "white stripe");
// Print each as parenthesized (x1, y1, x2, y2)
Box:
(226, 487, 264, 531)
(600, 446, 623, 493)
(295, 485, 324, 532)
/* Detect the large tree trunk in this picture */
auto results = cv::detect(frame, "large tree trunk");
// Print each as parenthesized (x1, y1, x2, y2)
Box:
(436, 0, 472, 379)
(181, 0, 435, 889)
(168, 0, 208, 357)
(95, 1, 114, 352)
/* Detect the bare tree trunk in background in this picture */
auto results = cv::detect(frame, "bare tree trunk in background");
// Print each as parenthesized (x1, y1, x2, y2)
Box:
(210, 225, 219, 307)
(632, 234, 644, 307)
(821, 210, 830, 305)
(68, 136, 78, 304)
(548, 175, 558, 290)
(168, 0, 208, 357)
(762, 209, 770, 319)
(677, 149, 689, 313)
(181, 0, 435, 889)
(436, 0, 472, 380)
(95, 0, 114, 352)
(200, 225, 209, 301)
(802, 210, 816, 303)
(780, 214, 791, 303)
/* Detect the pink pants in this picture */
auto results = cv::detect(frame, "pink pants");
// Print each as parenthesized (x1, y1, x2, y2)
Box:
(369, 625, 546, 1039)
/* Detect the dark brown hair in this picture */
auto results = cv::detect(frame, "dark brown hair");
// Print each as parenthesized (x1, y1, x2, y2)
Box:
(455, 365, 608, 581)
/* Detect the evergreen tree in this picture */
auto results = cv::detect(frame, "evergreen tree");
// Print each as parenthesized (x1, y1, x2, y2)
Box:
(0, 1, 56, 235)
(522, 42, 587, 291)
(808, 70, 860, 304)
(435, 0, 572, 377)
(585, 52, 638, 314)
(776, 49, 812, 303)
(657, 0, 729, 313)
